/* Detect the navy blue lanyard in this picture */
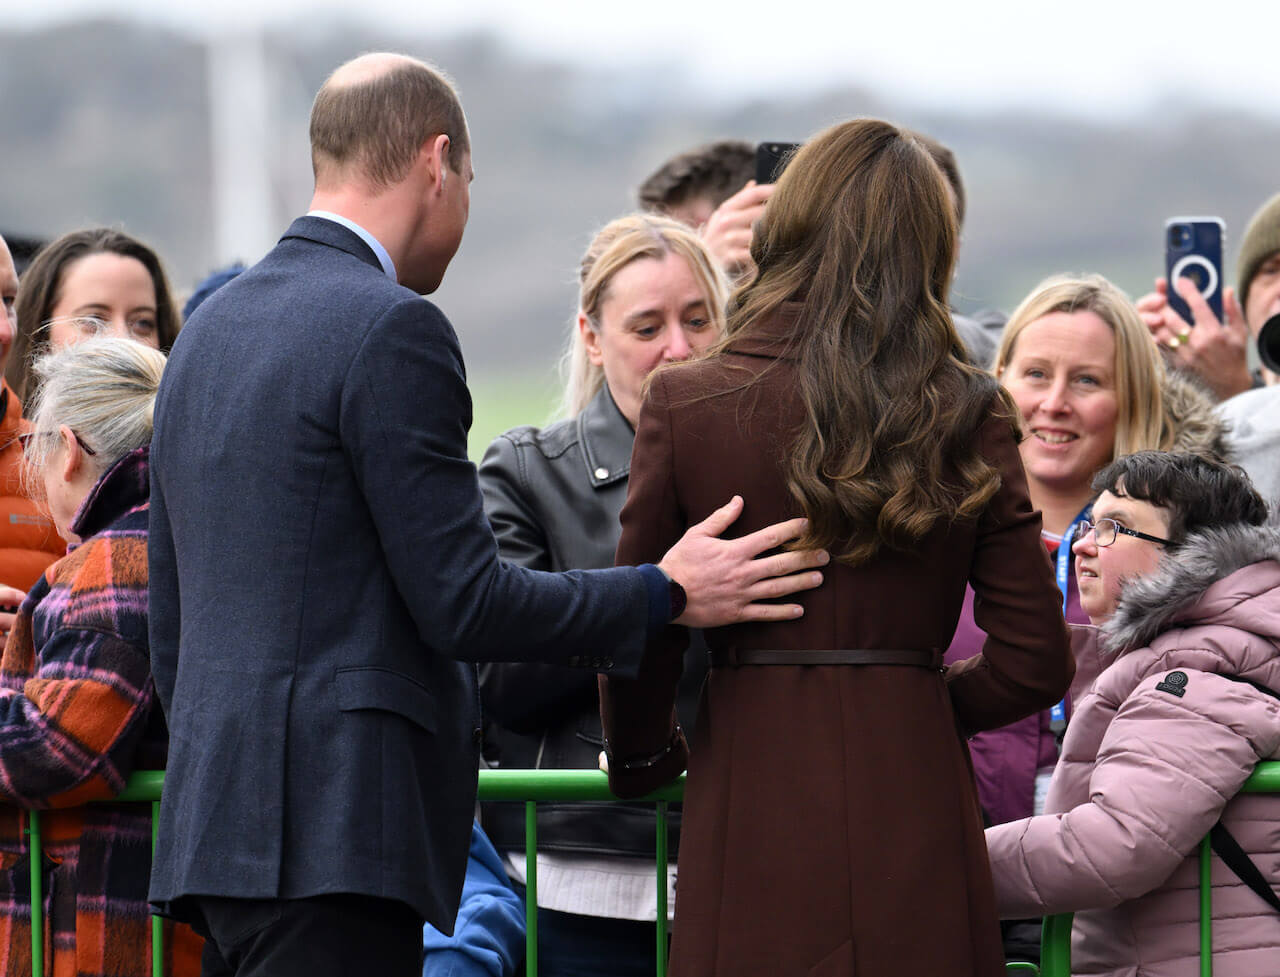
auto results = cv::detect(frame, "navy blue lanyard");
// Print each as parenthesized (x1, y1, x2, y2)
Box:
(1050, 503, 1092, 727)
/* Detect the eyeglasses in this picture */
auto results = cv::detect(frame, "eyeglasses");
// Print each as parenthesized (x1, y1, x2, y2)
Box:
(17, 430, 97, 456)
(1072, 518, 1170, 548)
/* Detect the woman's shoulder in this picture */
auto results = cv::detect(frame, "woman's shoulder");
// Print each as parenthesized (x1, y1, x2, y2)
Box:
(487, 413, 580, 461)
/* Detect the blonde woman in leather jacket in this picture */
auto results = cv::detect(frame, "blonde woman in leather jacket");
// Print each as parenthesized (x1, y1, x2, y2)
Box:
(478, 214, 727, 977)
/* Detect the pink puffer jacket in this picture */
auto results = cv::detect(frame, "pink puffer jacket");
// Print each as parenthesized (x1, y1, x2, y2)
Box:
(986, 522, 1280, 977)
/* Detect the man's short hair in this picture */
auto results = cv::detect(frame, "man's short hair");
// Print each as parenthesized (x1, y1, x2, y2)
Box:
(637, 140, 755, 215)
(1093, 450, 1267, 546)
(310, 55, 470, 190)
(910, 131, 965, 229)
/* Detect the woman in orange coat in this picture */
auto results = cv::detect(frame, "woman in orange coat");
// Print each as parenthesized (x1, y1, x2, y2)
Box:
(600, 119, 1074, 977)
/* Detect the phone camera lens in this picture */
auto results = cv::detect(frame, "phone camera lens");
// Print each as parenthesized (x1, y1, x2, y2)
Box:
(1169, 225, 1191, 249)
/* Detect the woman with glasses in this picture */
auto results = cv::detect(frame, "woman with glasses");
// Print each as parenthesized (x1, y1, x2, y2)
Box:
(9, 228, 180, 403)
(988, 451, 1280, 977)
(600, 119, 1074, 977)
(0, 338, 201, 977)
(944, 274, 1229, 963)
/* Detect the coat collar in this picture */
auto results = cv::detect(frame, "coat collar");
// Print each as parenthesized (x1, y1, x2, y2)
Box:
(280, 215, 385, 275)
(577, 386, 633, 488)
(1102, 520, 1280, 654)
(723, 303, 803, 361)
(71, 445, 150, 541)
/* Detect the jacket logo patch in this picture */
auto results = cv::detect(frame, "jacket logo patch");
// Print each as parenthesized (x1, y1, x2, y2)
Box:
(1155, 670, 1188, 697)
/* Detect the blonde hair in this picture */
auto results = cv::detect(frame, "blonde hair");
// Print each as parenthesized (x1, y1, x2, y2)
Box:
(23, 337, 167, 491)
(558, 214, 728, 419)
(994, 274, 1169, 461)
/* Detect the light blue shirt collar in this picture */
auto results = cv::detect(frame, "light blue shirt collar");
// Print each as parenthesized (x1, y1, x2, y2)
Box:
(306, 210, 397, 282)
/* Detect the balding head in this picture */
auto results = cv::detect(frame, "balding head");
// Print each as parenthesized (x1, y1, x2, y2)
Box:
(310, 53, 470, 191)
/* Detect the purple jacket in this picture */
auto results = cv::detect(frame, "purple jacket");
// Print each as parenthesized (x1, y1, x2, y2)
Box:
(986, 522, 1280, 977)
(945, 549, 1096, 825)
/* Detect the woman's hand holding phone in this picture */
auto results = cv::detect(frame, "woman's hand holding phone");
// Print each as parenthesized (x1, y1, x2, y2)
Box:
(1138, 276, 1252, 401)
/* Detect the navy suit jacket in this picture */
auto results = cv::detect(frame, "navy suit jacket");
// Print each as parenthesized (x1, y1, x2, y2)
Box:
(147, 217, 652, 929)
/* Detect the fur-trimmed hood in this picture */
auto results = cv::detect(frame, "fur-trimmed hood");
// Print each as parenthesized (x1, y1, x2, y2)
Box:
(1102, 520, 1280, 653)
(1162, 367, 1233, 463)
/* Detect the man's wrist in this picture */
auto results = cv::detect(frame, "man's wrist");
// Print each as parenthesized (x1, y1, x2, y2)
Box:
(636, 564, 686, 637)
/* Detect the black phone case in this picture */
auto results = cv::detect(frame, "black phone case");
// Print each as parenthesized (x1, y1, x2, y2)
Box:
(754, 142, 800, 185)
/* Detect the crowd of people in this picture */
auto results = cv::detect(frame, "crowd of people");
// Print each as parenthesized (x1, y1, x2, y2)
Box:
(0, 49, 1277, 977)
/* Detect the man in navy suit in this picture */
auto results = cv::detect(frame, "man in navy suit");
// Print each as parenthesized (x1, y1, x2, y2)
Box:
(148, 53, 823, 976)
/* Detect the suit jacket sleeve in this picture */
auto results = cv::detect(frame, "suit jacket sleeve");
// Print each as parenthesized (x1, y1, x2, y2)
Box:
(477, 433, 599, 732)
(339, 298, 651, 674)
(945, 410, 1075, 732)
(986, 671, 1280, 917)
(599, 372, 689, 797)
(147, 437, 179, 719)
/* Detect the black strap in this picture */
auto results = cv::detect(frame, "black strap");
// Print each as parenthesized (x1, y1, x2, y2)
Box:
(1210, 822, 1280, 913)
(1210, 673, 1280, 913)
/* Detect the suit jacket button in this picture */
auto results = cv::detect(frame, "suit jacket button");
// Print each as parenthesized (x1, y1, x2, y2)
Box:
(473, 727, 483, 746)
(602, 658, 614, 670)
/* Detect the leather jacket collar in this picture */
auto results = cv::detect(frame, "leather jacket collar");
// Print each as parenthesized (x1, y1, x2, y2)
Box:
(578, 386, 634, 489)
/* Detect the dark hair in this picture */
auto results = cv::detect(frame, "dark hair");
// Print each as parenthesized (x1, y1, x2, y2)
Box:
(716, 117, 1011, 566)
(909, 130, 965, 229)
(1092, 451, 1267, 545)
(310, 54, 469, 189)
(637, 141, 755, 216)
(10, 227, 181, 402)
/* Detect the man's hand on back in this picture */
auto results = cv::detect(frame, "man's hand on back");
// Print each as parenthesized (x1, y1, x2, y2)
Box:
(658, 495, 827, 628)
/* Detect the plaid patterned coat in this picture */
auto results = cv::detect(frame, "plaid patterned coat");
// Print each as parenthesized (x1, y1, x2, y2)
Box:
(0, 447, 200, 977)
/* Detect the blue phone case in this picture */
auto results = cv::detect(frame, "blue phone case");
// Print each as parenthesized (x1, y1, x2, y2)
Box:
(1165, 217, 1224, 324)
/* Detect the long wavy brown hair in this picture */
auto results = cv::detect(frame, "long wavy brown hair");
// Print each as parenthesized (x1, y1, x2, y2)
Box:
(726, 118, 1014, 565)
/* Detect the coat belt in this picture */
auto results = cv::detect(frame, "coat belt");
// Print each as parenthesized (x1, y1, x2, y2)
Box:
(708, 648, 943, 669)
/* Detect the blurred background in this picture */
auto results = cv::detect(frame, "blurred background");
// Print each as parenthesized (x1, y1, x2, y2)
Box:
(5, 0, 1278, 455)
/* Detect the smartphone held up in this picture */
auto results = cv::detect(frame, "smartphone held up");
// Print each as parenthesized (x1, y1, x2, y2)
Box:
(1164, 217, 1224, 325)
(755, 142, 801, 185)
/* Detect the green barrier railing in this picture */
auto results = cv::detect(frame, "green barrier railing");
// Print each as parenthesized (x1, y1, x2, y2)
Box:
(29, 761, 1279, 977)
(1036, 760, 1280, 977)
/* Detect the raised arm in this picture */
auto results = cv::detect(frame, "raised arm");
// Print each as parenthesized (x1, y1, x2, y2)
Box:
(985, 671, 1280, 917)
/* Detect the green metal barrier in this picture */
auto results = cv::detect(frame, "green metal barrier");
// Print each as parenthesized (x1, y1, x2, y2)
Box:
(41, 763, 1276, 977)
(1036, 760, 1280, 977)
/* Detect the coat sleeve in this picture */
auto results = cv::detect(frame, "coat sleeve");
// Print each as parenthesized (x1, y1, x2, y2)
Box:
(600, 372, 690, 797)
(477, 433, 599, 733)
(0, 620, 155, 808)
(985, 670, 1280, 917)
(945, 410, 1075, 732)
(338, 298, 651, 675)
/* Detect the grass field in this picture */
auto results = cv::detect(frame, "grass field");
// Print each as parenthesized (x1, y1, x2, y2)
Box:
(466, 369, 563, 462)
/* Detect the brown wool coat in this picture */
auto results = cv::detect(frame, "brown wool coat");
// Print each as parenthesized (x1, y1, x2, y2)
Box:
(601, 314, 1074, 977)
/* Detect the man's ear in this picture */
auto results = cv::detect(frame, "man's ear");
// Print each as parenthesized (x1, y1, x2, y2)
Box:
(426, 134, 451, 194)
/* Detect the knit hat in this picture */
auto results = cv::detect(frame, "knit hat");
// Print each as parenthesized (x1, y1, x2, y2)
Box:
(1238, 192, 1280, 308)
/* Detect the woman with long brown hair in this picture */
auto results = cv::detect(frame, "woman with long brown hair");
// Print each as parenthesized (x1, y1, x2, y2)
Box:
(600, 118, 1074, 976)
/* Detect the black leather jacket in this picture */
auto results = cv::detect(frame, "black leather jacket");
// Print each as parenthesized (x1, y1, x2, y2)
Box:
(478, 386, 704, 858)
